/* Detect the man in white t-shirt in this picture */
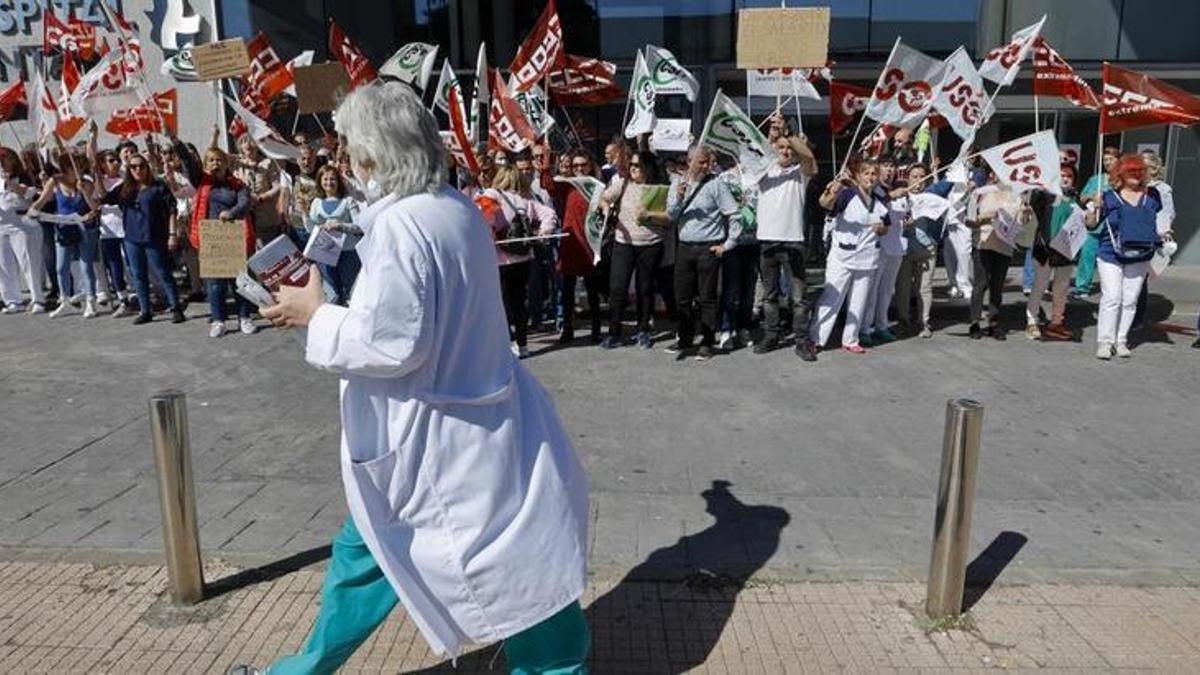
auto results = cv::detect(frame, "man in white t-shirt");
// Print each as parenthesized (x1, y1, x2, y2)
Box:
(753, 133, 818, 360)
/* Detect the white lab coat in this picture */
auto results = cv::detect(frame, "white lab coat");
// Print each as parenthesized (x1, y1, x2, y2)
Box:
(304, 186, 589, 656)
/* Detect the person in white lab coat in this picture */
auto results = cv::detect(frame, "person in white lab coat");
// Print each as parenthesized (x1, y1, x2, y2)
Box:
(0, 148, 47, 314)
(810, 158, 890, 355)
(254, 82, 590, 675)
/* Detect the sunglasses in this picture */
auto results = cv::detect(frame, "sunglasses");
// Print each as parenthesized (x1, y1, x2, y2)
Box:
(128, 163, 147, 170)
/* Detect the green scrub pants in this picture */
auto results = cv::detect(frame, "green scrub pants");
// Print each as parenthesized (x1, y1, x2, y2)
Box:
(1074, 232, 1101, 293)
(270, 518, 589, 675)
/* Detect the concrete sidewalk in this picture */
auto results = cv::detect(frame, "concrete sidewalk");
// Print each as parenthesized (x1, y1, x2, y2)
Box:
(2, 559, 1199, 673)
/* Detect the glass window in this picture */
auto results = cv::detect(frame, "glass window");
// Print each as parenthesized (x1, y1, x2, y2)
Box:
(597, 0, 734, 64)
(1118, 1, 1200, 61)
(1008, 0, 1118, 61)
(870, 0, 979, 56)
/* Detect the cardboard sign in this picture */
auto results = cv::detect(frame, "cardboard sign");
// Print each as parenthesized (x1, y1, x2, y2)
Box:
(650, 118, 691, 152)
(193, 38, 251, 81)
(199, 220, 247, 278)
(293, 63, 352, 114)
(736, 8, 830, 69)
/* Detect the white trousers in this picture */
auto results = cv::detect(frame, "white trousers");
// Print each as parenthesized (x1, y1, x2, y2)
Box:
(862, 253, 902, 334)
(1026, 262, 1072, 324)
(1096, 258, 1149, 346)
(0, 224, 46, 305)
(943, 224, 974, 296)
(810, 257, 874, 348)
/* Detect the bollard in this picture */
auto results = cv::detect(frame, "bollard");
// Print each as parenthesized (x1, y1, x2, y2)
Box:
(149, 390, 205, 605)
(925, 398, 984, 620)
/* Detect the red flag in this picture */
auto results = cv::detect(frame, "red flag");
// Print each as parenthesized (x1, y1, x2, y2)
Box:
(43, 10, 73, 54)
(0, 81, 27, 123)
(1032, 38, 1099, 110)
(243, 32, 293, 103)
(56, 52, 85, 140)
(107, 90, 178, 137)
(328, 21, 378, 90)
(859, 124, 897, 158)
(1101, 63, 1200, 134)
(546, 54, 623, 107)
(228, 85, 271, 138)
(829, 81, 871, 134)
(487, 68, 536, 153)
(446, 86, 480, 175)
(508, 0, 565, 93)
(68, 14, 97, 60)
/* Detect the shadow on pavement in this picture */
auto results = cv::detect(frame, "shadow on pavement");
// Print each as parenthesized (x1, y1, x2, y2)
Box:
(408, 480, 790, 673)
(203, 545, 332, 602)
(961, 531, 1028, 613)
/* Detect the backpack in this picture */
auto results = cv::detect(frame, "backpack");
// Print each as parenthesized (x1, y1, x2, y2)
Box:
(1103, 188, 1160, 261)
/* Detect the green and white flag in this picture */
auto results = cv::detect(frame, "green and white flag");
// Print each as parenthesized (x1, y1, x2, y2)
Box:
(380, 42, 440, 91)
(645, 45, 698, 102)
(433, 60, 466, 123)
(509, 77, 555, 138)
(699, 89, 777, 187)
(554, 175, 608, 264)
(624, 50, 656, 138)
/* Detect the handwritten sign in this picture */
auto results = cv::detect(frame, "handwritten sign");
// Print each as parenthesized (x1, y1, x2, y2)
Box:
(293, 63, 352, 114)
(1050, 206, 1088, 260)
(736, 8, 829, 69)
(193, 38, 250, 81)
(199, 220, 247, 278)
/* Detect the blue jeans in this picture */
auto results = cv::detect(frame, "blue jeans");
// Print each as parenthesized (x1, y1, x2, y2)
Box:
(100, 237, 127, 293)
(56, 226, 100, 298)
(1022, 248, 1035, 291)
(124, 239, 179, 312)
(719, 243, 759, 333)
(206, 278, 252, 321)
(320, 249, 361, 306)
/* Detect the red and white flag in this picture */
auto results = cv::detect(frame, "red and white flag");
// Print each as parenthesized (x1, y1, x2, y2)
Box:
(865, 39, 945, 130)
(70, 49, 143, 117)
(328, 21, 378, 90)
(546, 54, 623, 107)
(0, 81, 27, 123)
(1100, 63, 1200, 134)
(68, 14, 97, 60)
(980, 130, 1062, 195)
(56, 52, 86, 140)
(829, 81, 870, 134)
(446, 86, 480, 175)
(932, 47, 992, 143)
(1032, 37, 1100, 110)
(980, 15, 1045, 87)
(107, 89, 178, 137)
(488, 68, 536, 153)
(224, 94, 300, 161)
(508, 0, 565, 93)
(28, 72, 58, 143)
(859, 123, 897, 158)
(283, 51, 315, 97)
(43, 10, 75, 54)
(243, 32, 294, 103)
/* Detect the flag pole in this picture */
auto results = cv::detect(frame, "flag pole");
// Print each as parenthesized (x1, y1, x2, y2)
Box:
(755, 95, 798, 130)
(619, 49, 638, 134)
(1034, 92, 1040, 133)
(791, 76, 804, 135)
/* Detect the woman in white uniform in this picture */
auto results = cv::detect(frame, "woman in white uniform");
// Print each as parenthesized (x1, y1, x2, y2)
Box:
(256, 82, 590, 674)
(862, 164, 924, 345)
(0, 148, 46, 314)
(811, 159, 889, 354)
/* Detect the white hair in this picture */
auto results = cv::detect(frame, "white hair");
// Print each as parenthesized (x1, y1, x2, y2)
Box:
(334, 81, 447, 198)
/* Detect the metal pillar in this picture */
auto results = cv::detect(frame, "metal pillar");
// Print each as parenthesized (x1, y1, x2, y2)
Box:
(925, 398, 984, 620)
(149, 390, 205, 605)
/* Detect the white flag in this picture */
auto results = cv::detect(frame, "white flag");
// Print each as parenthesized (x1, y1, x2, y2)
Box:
(1050, 204, 1088, 260)
(909, 192, 952, 221)
(71, 50, 142, 117)
(699, 90, 777, 186)
(28, 71, 56, 143)
(283, 51, 315, 97)
(864, 39, 946, 130)
(433, 60, 466, 123)
(933, 47, 993, 144)
(224, 94, 300, 161)
(380, 42, 440, 91)
(979, 15, 1046, 87)
(469, 42, 489, 143)
(554, 175, 608, 264)
(510, 80, 555, 138)
(644, 45, 699, 102)
(980, 130, 1062, 196)
(745, 69, 820, 100)
(624, 50, 656, 138)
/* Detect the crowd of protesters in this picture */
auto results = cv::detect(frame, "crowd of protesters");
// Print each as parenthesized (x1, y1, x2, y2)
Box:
(0, 113, 1194, 358)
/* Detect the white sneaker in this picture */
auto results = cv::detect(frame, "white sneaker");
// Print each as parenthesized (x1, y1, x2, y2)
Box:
(717, 330, 733, 351)
(28, 303, 45, 315)
(239, 318, 257, 335)
(948, 287, 963, 299)
(69, 292, 84, 305)
(1115, 343, 1132, 358)
(517, 345, 530, 359)
(1095, 342, 1113, 360)
(112, 301, 130, 318)
(1, 304, 22, 314)
(49, 301, 74, 318)
(209, 321, 227, 338)
(96, 291, 110, 306)
(82, 297, 97, 319)
(511, 341, 520, 356)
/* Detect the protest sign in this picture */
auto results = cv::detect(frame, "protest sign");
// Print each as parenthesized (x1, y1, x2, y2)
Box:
(193, 38, 251, 81)
(199, 220, 247, 278)
(293, 63, 351, 114)
(650, 118, 691, 152)
(736, 8, 829, 69)
(1050, 206, 1088, 260)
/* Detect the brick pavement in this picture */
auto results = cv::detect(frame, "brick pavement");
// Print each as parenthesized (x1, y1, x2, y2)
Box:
(1, 560, 1199, 673)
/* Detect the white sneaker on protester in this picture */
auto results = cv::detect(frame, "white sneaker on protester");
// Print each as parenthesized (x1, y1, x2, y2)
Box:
(209, 321, 227, 338)
(28, 303, 45, 314)
(717, 330, 733, 351)
(49, 301, 73, 318)
(69, 292, 84, 305)
(239, 318, 257, 335)
(517, 345, 530, 359)
(96, 291, 110, 306)
(948, 287, 964, 299)
(1115, 343, 1132, 358)
(112, 301, 130, 318)
(1096, 342, 1113, 360)
(82, 297, 97, 319)
(1, 304, 22, 314)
